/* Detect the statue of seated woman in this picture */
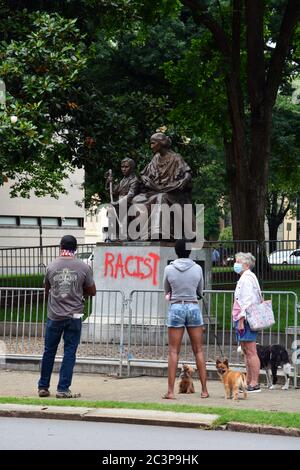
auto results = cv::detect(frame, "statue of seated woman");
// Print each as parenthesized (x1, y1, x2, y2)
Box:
(131, 133, 193, 240)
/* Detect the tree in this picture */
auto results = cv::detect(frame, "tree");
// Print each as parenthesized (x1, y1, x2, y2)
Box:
(191, 142, 227, 240)
(267, 93, 300, 250)
(0, 9, 88, 197)
(169, 0, 300, 241)
(65, 16, 211, 207)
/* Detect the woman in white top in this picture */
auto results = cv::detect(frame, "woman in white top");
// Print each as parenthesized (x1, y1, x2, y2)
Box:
(232, 252, 261, 393)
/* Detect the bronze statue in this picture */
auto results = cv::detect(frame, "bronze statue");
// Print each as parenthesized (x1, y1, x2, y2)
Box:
(106, 158, 139, 240)
(106, 158, 139, 205)
(105, 134, 194, 241)
(131, 133, 193, 240)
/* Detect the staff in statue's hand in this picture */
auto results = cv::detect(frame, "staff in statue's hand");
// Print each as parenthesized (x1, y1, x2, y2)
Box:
(108, 169, 114, 204)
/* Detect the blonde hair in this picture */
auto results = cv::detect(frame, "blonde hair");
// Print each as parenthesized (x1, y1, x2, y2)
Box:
(235, 252, 256, 268)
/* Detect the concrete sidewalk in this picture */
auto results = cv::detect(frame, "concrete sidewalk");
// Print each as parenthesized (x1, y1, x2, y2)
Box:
(0, 369, 299, 413)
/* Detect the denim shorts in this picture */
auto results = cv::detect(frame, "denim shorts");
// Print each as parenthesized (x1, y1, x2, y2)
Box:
(235, 320, 258, 342)
(167, 303, 204, 328)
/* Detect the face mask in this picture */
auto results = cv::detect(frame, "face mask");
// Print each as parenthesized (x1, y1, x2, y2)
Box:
(233, 262, 243, 274)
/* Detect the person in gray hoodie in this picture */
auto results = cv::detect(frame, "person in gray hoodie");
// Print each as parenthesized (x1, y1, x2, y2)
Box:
(163, 239, 209, 399)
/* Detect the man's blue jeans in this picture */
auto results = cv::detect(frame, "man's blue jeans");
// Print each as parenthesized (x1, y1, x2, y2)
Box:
(38, 318, 82, 392)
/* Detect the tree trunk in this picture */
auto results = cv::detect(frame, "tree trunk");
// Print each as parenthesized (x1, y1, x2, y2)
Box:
(246, 111, 272, 243)
(267, 193, 291, 253)
(224, 74, 272, 243)
(225, 130, 270, 243)
(268, 222, 279, 253)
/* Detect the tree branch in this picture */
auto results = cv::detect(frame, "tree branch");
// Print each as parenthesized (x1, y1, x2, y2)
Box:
(180, 0, 231, 58)
(265, 0, 300, 108)
(245, 0, 265, 109)
(278, 194, 286, 215)
(232, 0, 241, 70)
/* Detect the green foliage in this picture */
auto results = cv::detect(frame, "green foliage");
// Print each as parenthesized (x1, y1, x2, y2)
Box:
(190, 142, 227, 240)
(0, 10, 87, 197)
(1, 0, 298, 235)
(266, 91, 300, 239)
(71, 16, 216, 206)
(219, 226, 233, 242)
(163, 35, 230, 140)
(270, 94, 300, 196)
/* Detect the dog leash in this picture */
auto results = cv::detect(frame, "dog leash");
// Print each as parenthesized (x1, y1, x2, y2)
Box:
(200, 295, 225, 358)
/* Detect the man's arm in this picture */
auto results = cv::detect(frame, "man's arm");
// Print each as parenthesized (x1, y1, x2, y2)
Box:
(44, 279, 51, 300)
(83, 282, 96, 297)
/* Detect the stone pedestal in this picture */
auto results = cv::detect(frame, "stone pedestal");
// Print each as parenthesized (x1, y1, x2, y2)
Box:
(81, 241, 211, 343)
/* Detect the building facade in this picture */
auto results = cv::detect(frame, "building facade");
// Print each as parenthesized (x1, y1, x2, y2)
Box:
(0, 168, 85, 248)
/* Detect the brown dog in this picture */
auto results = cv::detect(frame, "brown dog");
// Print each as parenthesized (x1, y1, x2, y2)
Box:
(216, 358, 247, 400)
(178, 364, 195, 394)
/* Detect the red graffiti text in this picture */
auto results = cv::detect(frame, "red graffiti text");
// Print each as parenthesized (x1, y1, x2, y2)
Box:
(104, 252, 160, 286)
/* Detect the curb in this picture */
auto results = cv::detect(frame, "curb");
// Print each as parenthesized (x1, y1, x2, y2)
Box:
(227, 421, 300, 437)
(0, 404, 299, 437)
(0, 404, 218, 430)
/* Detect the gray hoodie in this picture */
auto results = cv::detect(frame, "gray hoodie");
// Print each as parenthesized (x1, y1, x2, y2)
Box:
(163, 258, 204, 303)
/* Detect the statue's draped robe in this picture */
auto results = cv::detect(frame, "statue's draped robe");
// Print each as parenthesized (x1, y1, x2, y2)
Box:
(132, 151, 193, 239)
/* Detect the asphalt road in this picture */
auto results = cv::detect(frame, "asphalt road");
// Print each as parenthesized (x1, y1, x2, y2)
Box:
(1, 417, 300, 450)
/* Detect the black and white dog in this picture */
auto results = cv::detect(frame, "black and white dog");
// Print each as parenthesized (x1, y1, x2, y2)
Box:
(256, 344, 291, 390)
(238, 344, 292, 390)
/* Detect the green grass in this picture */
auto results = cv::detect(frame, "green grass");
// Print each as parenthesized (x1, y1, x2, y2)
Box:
(213, 266, 300, 273)
(0, 301, 91, 322)
(271, 265, 300, 271)
(0, 396, 299, 429)
(0, 274, 44, 288)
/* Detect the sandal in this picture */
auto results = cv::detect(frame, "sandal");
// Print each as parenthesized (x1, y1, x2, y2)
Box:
(201, 392, 209, 398)
(56, 390, 81, 399)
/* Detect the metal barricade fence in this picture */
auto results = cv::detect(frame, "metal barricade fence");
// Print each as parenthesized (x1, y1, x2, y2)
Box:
(0, 287, 47, 354)
(0, 244, 95, 287)
(0, 287, 126, 375)
(80, 290, 126, 377)
(126, 290, 168, 376)
(208, 240, 260, 287)
(0, 287, 299, 385)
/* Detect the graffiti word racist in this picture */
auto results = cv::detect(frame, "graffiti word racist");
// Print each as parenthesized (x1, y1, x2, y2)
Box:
(104, 252, 160, 286)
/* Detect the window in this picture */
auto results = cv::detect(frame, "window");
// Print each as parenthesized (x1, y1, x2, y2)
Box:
(41, 217, 59, 226)
(0, 216, 17, 225)
(62, 218, 80, 227)
(20, 217, 38, 226)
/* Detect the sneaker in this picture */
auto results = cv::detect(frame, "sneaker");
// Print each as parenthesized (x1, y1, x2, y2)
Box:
(247, 385, 261, 393)
(56, 389, 81, 399)
(38, 388, 50, 397)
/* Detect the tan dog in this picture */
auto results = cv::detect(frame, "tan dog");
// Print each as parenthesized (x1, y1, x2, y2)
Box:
(216, 358, 247, 400)
(178, 364, 195, 394)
